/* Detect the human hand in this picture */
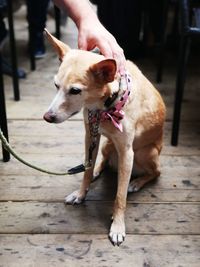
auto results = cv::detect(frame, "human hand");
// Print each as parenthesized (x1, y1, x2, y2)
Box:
(78, 17, 126, 74)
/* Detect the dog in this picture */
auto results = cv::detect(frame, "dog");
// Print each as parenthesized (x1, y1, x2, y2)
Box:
(43, 29, 166, 246)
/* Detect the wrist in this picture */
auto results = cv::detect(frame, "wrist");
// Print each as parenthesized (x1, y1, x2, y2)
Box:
(76, 12, 99, 30)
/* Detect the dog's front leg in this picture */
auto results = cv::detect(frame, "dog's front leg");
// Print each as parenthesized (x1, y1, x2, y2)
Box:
(65, 118, 100, 205)
(109, 141, 134, 246)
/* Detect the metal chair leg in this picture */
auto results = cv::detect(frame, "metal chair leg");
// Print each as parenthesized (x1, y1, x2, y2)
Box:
(156, 0, 169, 83)
(25, 0, 36, 71)
(54, 5, 61, 39)
(171, 35, 190, 146)
(0, 54, 10, 162)
(28, 24, 36, 71)
(7, 0, 20, 101)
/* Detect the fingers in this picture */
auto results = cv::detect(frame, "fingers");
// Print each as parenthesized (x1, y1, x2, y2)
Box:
(78, 33, 87, 50)
(100, 33, 126, 74)
(92, 37, 126, 74)
(79, 30, 113, 57)
(78, 26, 126, 74)
(113, 50, 126, 75)
(95, 39, 113, 58)
(110, 43, 126, 74)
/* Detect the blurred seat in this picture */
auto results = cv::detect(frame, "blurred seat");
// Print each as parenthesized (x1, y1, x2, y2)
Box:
(171, 0, 200, 145)
(156, 0, 200, 145)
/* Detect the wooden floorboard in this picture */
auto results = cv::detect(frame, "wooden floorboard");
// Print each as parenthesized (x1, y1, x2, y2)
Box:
(0, 202, 200, 235)
(0, 5, 200, 267)
(0, 163, 199, 202)
(0, 234, 199, 267)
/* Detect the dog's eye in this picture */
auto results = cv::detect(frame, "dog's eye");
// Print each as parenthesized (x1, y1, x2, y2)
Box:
(69, 87, 82, 95)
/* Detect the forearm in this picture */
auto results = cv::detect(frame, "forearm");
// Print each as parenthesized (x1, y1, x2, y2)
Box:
(53, 0, 98, 28)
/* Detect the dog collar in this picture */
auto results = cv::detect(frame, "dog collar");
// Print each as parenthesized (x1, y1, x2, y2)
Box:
(100, 72, 132, 132)
(90, 71, 132, 132)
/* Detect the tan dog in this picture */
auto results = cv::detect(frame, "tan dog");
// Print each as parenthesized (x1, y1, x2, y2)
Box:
(43, 29, 166, 246)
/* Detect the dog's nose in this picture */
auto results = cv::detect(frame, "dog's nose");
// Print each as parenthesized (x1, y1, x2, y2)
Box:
(43, 112, 56, 123)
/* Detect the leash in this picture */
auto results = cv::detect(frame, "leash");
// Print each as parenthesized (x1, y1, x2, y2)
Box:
(0, 128, 86, 175)
(0, 72, 131, 176)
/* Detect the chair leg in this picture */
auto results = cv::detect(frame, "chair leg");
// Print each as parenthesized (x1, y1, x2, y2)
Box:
(0, 54, 10, 162)
(7, 0, 20, 101)
(28, 25, 36, 71)
(171, 35, 190, 146)
(54, 5, 61, 39)
(25, 0, 36, 71)
(156, 0, 169, 83)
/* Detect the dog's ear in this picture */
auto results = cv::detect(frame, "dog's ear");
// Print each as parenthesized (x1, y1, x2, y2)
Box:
(90, 59, 117, 83)
(44, 28, 70, 61)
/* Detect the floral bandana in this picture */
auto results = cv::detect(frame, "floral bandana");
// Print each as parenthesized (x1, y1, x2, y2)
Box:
(90, 71, 132, 132)
(100, 72, 132, 131)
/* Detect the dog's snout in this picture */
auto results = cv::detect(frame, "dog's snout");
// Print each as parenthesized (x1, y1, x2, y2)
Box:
(43, 111, 56, 123)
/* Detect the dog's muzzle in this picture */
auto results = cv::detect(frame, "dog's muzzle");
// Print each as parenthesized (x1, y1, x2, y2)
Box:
(43, 111, 57, 123)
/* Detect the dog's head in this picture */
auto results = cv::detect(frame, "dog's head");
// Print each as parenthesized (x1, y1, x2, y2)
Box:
(43, 29, 117, 123)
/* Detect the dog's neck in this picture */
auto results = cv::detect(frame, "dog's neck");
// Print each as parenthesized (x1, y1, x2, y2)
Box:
(87, 72, 132, 131)
(102, 75, 123, 110)
(85, 71, 131, 113)
(104, 85, 121, 109)
(103, 71, 132, 110)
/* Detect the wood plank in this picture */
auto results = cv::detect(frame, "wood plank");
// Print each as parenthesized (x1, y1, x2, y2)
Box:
(1, 154, 199, 176)
(4, 59, 199, 97)
(7, 88, 199, 104)
(5, 79, 199, 116)
(4, 62, 200, 121)
(0, 184, 199, 203)
(0, 167, 199, 202)
(6, 120, 200, 137)
(0, 154, 84, 175)
(5, 135, 200, 155)
(162, 146, 200, 156)
(6, 100, 83, 121)
(5, 138, 199, 157)
(4, 63, 200, 122)
(5, 99, 200, 121)
(3, 120, 200, 156)
(0, 234, 199, 267)
(0, 202, 199, 234)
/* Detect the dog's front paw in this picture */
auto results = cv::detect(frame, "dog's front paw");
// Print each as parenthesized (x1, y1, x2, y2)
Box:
(109, 220, 126, 246)
(64, 190, 85, 205)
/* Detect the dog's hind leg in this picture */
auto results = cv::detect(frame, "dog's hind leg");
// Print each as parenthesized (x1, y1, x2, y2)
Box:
(128, 144, 161, 193)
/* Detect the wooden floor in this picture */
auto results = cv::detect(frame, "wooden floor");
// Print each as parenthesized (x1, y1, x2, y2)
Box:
(0, 6, 200, 267)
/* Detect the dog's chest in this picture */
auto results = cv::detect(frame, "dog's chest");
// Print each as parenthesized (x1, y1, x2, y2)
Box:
(99, 125, 109, 137)
(99, 122, 120, 139)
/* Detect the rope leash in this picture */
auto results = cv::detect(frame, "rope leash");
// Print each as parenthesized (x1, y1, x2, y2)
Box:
(0, 128, 86, 175)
